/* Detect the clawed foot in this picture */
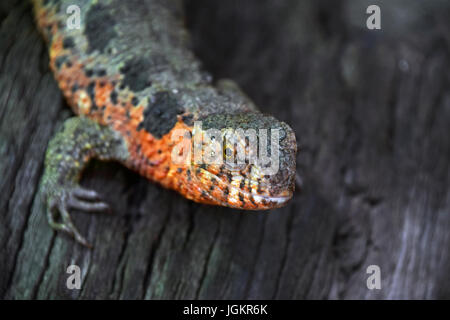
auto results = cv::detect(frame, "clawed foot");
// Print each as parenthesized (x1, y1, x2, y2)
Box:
(46, 186, 110, 247)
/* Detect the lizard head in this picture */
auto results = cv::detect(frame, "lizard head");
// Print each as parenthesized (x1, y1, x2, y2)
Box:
(182, 112, 297, 210)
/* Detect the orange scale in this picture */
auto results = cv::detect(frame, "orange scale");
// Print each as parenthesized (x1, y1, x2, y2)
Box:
(95, 85, 110, 106)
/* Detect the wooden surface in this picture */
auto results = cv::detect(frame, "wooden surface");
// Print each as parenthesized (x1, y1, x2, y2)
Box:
(1, 0, 449, 299)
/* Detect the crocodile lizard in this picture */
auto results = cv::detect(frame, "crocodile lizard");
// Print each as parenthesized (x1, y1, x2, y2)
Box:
(33, 0, 297, 246)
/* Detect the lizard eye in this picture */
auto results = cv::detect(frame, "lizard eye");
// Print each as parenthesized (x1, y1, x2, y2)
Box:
(224, 161, 247, 172)
(222, 146, 247, 172)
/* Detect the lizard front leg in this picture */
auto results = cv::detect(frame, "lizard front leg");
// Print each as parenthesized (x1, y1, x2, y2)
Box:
(41, 117, 129, 247)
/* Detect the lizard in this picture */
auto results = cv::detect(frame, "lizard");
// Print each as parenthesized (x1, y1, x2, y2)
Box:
(32, 0, 298, 246)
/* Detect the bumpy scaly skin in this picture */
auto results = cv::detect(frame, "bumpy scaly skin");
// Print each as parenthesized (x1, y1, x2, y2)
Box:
(42, 117, 129, 246)
(34, 0, 297, 245)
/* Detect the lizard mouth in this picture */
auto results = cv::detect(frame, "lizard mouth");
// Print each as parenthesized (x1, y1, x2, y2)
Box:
(238, 191, 293, 209)
(191, 166, 293, 210)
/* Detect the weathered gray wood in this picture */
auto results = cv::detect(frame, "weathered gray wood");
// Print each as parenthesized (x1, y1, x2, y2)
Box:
(1, 0, 449, 299)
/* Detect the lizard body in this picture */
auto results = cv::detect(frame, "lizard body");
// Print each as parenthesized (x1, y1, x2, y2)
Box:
(33, 0, 297, 246)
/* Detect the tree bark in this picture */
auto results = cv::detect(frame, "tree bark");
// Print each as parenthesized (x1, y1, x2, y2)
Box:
(0, 0, 449, 299)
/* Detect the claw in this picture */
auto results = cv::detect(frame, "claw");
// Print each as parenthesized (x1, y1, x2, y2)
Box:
(68, 197, 110, 213)
(73, 186, 101, 200)
(295, 173, 303, 192)
(45, 186, 108, 248)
